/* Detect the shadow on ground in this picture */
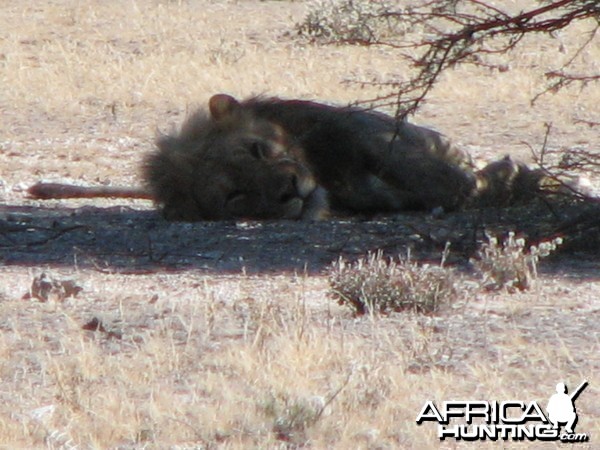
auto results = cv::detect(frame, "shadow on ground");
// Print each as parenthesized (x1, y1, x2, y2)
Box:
(1, 200, 598, 275)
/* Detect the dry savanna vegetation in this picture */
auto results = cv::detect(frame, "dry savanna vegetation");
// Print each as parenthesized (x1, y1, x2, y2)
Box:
(1, 1, 599, 449)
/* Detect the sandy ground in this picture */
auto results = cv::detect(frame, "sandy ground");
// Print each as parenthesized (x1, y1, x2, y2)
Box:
(0, 1, 599, 448)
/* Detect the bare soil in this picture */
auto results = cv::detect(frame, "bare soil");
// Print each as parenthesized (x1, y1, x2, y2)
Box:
(0, 1, 599, 448)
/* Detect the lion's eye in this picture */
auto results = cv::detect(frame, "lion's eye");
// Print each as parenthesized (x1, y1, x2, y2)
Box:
(249, 141, 269, 160)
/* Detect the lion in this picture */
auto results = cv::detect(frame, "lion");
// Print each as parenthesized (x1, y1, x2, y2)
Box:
(28, 94, 542, 220)
(145, 94, 478, 220)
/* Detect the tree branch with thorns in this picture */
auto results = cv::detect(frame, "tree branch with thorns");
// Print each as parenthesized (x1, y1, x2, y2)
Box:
(373, 0, 598, 118)
(298, 0, 599, 118)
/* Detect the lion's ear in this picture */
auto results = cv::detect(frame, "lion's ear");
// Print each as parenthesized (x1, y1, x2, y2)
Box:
(209, 94, 240, 121)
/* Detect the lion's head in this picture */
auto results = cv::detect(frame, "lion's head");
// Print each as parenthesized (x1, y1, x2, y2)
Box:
(145, 94, 326, 221)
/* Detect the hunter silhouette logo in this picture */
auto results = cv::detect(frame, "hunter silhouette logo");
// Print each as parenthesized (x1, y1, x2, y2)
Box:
(416, 380, 589, 442)
(547, 381, 587, 434)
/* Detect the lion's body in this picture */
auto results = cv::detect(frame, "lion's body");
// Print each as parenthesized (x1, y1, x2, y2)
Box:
(28, 94, 542, 221)
(145, 94, 477, 220)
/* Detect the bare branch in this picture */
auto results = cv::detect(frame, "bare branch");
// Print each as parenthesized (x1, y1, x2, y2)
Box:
(315, 0, 600, 117)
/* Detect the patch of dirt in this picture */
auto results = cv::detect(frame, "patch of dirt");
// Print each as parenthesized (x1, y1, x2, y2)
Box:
(2, 197, 598, 274)
(1, 1, 598, 446)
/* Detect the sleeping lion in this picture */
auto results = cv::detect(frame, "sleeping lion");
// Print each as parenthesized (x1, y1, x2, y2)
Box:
(29, 94, 541, 220)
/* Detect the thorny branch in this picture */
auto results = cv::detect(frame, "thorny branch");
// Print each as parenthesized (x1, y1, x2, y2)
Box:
(342, 0, 600, 119)
(524, 123, 600, 201)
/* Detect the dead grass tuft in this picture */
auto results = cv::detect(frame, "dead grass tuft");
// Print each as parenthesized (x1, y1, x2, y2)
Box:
(296, 0, 405, 44)
(471, 232, 563, 292)
(329, 248, 461, 315)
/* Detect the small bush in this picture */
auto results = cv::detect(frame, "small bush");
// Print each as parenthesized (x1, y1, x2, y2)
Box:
(471, 232, 563, 292)
(261, 395, 323, 444)
(328, 250, 460, 315)
(295, 0, 406, 44)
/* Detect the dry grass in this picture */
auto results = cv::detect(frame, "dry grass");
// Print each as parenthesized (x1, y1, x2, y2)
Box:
(0, 268, 599, 449)
(471, 232, 564, 292)
(1, 0, 599, 448)
(329, 249, 461, 314)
